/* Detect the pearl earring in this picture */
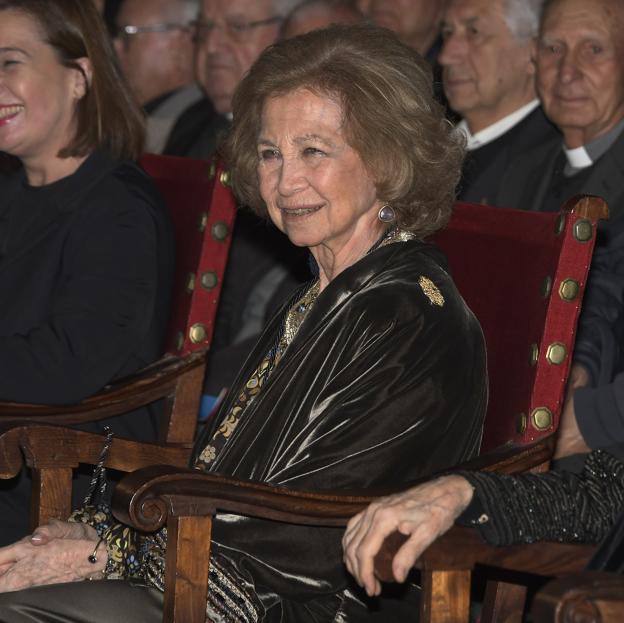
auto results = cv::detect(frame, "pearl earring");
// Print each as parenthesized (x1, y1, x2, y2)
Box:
(378, 204, 396, 223)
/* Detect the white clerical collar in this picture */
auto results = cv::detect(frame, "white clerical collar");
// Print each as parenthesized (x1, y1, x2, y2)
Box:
(563, 145, 593, 170)
(457, 100, 540, 151)
(562, 119, 624, 175)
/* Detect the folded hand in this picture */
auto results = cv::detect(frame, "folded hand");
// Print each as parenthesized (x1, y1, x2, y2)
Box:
(0, 520, 105, 593)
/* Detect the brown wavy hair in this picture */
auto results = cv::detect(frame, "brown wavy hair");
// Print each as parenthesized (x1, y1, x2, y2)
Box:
(222, 23, 464, 238)
(0, 0, 144, 160)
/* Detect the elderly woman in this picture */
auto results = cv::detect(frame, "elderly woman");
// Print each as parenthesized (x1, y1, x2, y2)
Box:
(0, 0, 173, 544)
(0, 23, 485, 622)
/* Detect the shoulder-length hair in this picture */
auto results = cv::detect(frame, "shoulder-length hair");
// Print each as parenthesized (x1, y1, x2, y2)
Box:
(0, 0, 144, 160)
(223, 23, 464, 238)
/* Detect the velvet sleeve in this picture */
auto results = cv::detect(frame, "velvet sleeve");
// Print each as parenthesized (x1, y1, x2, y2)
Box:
(457, 450, 624, 545)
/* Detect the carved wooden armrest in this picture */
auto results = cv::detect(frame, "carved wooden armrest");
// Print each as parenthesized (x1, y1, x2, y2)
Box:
(532, 572, 624, 623)
(111, 436, 558, 581)
(0, 351, 206, 426)
(112, 464, 375, 530)
(0, 423, 193, 480)
(112, 436, 556, 528)
(112, 465, 379, 622)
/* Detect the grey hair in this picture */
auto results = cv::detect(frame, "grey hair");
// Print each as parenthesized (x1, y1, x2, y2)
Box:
(272, 0, 305, 18)
(503, 0, 544, 40)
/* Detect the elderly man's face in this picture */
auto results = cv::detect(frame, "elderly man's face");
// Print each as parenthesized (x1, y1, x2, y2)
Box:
(439, 0, 536, 133)
(369, 0, 443, 53)
(196, 0, 281, 114)
(114, 0, 195, 106)
(536, 0, 624, 147)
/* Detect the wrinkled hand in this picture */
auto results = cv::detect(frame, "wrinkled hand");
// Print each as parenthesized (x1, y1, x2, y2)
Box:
(342, 475, 474, 597)
(0, 520, 105, 593)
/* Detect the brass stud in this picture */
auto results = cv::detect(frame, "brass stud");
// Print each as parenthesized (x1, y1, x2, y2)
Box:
(541, 276, 553, 298)
(529, 343, 539, 366)
(189, 323, 207, 344)
(516, 412, 527, 434)
(207, 161, 216, 180)
(186, 273, 195, 292)
(555, 214, 566, 235)
(559, 279, 580, 302)
(219, 170, 231, 187)
(573, 219, 593, 243)
(175, 331, 184, 351)
(212, 221, 229, 241)
(546, 342, 567, 365)
(201, 271, 218, 290)
(198, 212, 208, 233)
(531, 407, 553, 431)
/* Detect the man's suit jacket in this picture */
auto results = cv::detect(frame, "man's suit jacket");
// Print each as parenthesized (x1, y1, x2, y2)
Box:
(163, 96, 231, 158)
(459, 106, 559, 206)
(143, 83, 205, 154)
(498, 130, 624, 218)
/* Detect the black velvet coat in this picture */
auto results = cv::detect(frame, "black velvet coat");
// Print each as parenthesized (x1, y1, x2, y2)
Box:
(194, 238, 488, 621)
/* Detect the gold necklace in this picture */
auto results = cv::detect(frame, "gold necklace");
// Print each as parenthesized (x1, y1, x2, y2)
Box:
(282, 280, 320, 347)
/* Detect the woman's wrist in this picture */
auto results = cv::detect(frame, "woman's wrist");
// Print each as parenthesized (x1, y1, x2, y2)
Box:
(437, 475, 475, 514)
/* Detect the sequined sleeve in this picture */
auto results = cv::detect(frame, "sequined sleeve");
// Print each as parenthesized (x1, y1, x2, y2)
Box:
(457, 450, 624, 545)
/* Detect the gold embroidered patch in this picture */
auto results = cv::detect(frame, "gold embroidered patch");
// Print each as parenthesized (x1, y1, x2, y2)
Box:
(418, 276, 445, 306)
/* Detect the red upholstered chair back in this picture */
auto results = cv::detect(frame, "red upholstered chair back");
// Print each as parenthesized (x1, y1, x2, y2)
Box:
(430, 200, 599, 453)
(139, 154, 236, 355)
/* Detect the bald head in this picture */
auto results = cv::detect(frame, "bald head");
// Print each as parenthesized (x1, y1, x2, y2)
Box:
(536, 0, 624, 147)
(281, 0, 362, 38)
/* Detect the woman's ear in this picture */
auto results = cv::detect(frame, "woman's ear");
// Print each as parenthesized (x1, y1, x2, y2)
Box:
(72, 57, 93, 100)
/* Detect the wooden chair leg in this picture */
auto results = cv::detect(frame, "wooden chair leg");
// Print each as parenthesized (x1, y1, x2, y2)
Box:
(420, 570, 471, 623)
(164, 514, 213, 623)
(31, 467, 73, 529)
(481, 580, 527, 623)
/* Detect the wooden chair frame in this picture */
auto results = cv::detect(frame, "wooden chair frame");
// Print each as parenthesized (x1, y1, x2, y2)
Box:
(0, 197, 607, 622)
(532, 571, 624, 622)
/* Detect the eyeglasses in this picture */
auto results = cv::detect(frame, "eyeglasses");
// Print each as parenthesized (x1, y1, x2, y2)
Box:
(115, 23, 191, 39)
(193, 16, 282, 42)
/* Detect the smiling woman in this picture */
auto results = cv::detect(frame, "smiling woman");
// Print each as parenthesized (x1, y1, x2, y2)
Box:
(0, 0, 174, 545)
(0, 23, 485, 623)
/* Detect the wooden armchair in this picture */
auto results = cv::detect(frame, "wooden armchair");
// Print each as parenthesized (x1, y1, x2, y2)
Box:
(0, 154, 236, 528)
(3, 196, 605, 622)
(532, 572, 624, 622)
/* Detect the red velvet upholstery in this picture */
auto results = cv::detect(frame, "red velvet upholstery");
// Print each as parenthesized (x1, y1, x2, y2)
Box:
(139, 154, 236, 355)
(431, 201, 598, 453)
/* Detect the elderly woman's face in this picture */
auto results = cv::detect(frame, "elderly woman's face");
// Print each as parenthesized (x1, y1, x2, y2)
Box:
(257, 89, 381, 253)
(0, 10, 87, 164)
